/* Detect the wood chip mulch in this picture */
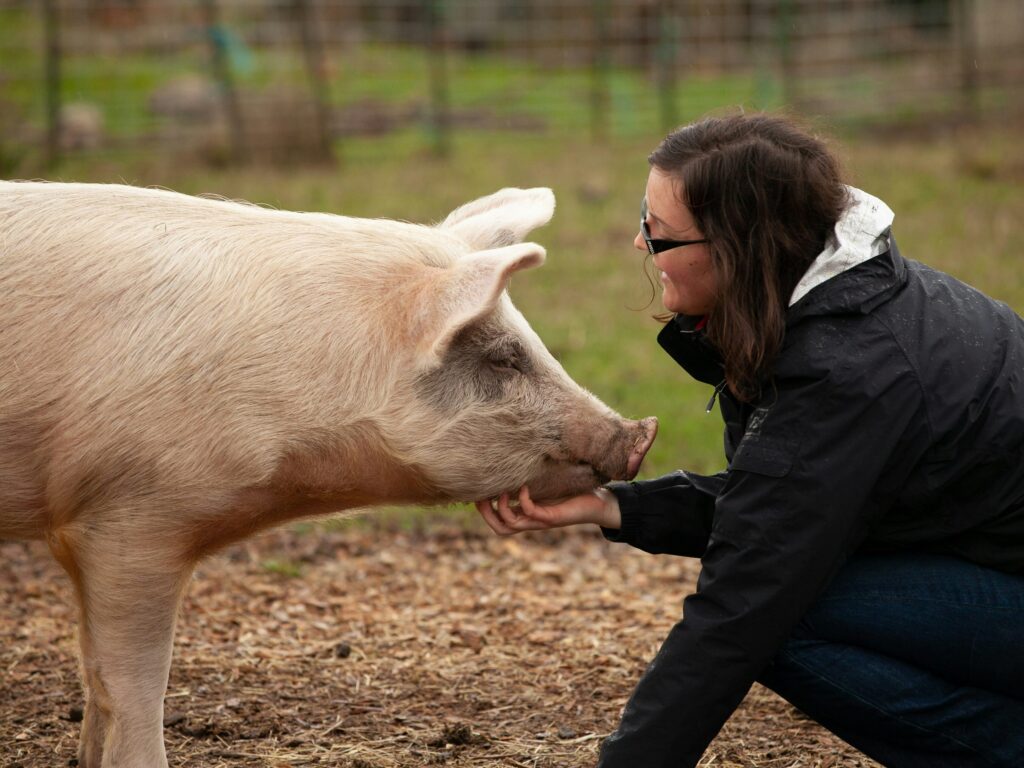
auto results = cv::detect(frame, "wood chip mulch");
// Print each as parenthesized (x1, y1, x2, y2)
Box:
(1, 519, 880, 768)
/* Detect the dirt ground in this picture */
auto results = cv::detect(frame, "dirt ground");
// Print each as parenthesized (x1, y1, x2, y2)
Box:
(2, 520, 880, 768)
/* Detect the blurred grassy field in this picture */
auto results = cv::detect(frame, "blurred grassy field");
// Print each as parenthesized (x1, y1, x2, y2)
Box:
(25, 119, 1024, 528)
(0, 4, 778, 151)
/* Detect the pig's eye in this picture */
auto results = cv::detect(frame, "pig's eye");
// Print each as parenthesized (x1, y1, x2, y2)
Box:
(486, 343, 526, 375)
(488, 355, 522, 375)
(483, 337, 529, 378)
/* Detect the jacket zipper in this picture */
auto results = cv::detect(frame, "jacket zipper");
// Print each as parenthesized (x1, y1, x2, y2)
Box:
(706, 380, 727, 413)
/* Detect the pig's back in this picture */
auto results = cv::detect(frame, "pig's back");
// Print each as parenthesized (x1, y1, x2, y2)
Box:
(1, 182, 325, 401)
(0, 180, 430, 393)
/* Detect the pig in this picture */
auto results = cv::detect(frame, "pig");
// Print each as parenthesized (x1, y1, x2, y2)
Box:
(0, 180, 657, 768)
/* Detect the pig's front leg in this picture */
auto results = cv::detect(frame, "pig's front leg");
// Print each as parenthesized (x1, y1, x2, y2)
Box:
(50, 516, 193, 768)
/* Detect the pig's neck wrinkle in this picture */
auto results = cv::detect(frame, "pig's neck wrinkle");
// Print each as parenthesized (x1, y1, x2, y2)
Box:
(182, 489, 402, 562)
(269, 428, 436, 501)
(182, 436, 440, 561)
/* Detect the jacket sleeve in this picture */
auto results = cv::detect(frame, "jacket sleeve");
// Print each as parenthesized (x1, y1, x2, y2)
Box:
(598, 341, 924, 767)
(601, 471, 727, 557)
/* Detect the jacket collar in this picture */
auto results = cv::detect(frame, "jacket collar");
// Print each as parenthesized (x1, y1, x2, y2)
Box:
(657, 314, 725, 386)
(789, 186, 895, 306)
(786, 240, 907, 326)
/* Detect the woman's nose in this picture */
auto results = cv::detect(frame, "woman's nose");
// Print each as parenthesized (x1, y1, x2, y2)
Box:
(634, 231, 647, 252)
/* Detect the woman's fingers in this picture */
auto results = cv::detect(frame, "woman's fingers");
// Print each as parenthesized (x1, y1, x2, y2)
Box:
(497, 490, 559, 532)
(514, 487, 553, 525)
(517, 485, 538, 516)
(474, 498, 515, 536)
(495, 492, 545, 530)
(493, 492, 517, 528)
(475, 494, 543, 535)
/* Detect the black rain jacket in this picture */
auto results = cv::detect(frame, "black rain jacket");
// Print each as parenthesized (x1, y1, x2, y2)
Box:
(597, 239, 1024, 767)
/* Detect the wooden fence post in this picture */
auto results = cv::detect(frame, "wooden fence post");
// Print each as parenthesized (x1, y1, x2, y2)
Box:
(200, 0, 248, 164)
(424, 0, 450, 157)
(294, 0, 335, 163)
(656, 0, 679, 132)
(953, 0, 979, 118)
(42, 0, 61, 168)
(590, 0, 611, 142)
(777, 0, 797, 110)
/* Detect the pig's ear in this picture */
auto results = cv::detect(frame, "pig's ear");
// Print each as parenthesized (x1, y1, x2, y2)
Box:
(425, 242, 546, 362)
(439, 188, 555, 250)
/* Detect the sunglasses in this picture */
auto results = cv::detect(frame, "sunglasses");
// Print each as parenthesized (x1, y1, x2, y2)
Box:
(640, 197, 709, 254)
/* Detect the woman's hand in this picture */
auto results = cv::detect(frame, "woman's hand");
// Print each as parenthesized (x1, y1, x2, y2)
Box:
(474, 485, 621, 536)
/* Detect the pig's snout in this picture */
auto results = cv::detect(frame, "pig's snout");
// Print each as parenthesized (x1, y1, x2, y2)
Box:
(582, 415, 659, 484)
(526, 414, 658, 503)
(624, 416, 658, 480)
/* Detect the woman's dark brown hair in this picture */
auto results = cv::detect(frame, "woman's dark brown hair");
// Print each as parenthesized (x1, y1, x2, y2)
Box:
(649, 112, 849, 402)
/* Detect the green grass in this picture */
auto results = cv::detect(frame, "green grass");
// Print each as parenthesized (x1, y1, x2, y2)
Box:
(260, 558, 304, 579)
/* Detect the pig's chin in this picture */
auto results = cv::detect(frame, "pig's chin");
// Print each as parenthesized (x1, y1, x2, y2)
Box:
(523, 460, 608, 505)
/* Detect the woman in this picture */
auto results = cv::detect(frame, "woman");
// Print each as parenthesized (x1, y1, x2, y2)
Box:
(476, 114, 1024, 767)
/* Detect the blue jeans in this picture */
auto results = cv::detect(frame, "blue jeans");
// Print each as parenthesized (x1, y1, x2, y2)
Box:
(758, 553, 1024, 768)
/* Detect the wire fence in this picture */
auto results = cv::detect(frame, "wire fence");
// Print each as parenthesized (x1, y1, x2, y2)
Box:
(1, 0, 1022, 169)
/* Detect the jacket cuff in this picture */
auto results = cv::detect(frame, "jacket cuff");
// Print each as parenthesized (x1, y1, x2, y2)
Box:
(600, 481, 643, 545)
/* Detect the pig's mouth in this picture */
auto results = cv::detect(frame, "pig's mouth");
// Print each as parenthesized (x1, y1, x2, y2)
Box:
(580, 460, 612, 485)
(524, 458, 607, 504)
